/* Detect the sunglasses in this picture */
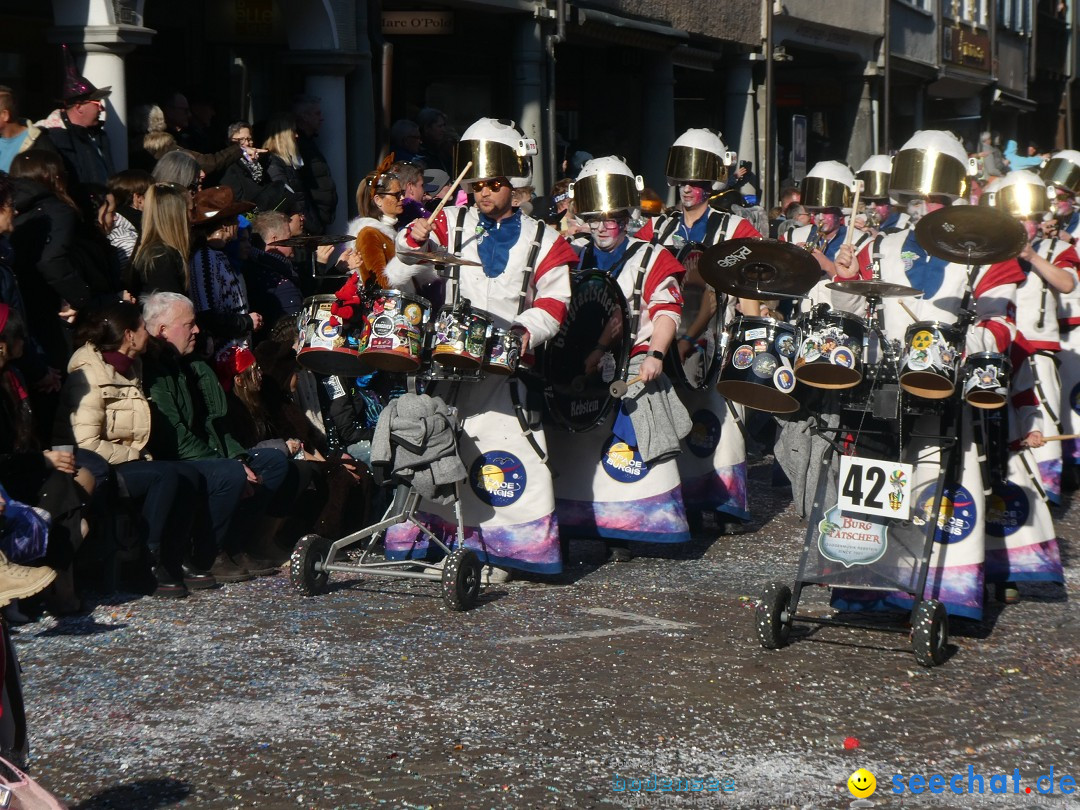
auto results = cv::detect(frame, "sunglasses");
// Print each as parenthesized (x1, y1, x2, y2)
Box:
(472, 178, 512, 193)
(376, 190, 405, 200)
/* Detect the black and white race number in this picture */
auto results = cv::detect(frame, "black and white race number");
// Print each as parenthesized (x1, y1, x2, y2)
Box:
(838, 457, 913, 521)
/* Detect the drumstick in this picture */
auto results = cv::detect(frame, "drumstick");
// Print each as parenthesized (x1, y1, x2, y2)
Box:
(609, 375, 644, 399)
(427, 161, 473, 223)
(1038, 434, 1080, 442)
(899, 301, 919, 322)
(844, 181, 863, 247)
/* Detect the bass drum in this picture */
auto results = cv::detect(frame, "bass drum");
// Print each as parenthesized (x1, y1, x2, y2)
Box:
(716, 315, 800, 414)
(664, 244, 722, 390)
(542, 271, 632, 432)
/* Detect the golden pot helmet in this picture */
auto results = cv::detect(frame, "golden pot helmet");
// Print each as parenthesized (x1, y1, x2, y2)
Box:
(454, 118, 538, 191)
(980, 170, 1051, 218)
(856, 154, 893, 201)
(570, 156, 644, 218)
(666, 128, 734, 190)
(801, 161, 855, 211)
(890, 130, 973, 200)
(1039, 149, 1080, 194)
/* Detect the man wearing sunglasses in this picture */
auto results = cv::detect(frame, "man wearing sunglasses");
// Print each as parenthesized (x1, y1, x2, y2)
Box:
(36, 46, 114, 200)
(644, 128, 762, 538)
(394, 117, 576, 583)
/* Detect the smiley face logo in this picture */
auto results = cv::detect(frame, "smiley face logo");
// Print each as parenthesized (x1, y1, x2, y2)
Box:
(847, 768, 877, 798)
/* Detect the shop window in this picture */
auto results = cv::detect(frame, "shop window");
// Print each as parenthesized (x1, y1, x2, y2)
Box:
(947, 0, 989, 25)
(998, 0, 1032, 32)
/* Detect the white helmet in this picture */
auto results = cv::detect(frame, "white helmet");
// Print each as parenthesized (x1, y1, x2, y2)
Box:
(1040, 149, 1080, 194)
(570, 156, 644, 217)
(454, 117, 537, 190)
(856, 154, 892, 200)
(890, 130, 972, 200)
(666, 128, 733, 189)
(801, 161, 855, 210)
(981, 170, 1051, 218)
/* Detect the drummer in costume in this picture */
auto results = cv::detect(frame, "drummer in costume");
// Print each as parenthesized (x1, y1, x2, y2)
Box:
(1040, 150, 1080, 474)
(856, 155, 910, 236)
(547, 157, 691, 556)
(646, 129, 762, 533)
(979, 172, 1068, 601)
(831, 129, 1026, 620)
(391, 118, 576, 579)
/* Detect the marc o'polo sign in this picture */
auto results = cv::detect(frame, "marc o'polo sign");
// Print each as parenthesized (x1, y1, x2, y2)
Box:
(382, 11, 454, 35)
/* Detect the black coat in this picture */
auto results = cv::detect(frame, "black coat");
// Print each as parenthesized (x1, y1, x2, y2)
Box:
(266, 154, 317, 227)
(296, 133, 338, 234)
(36, 116, 114, 195)
(221, 160, 291, 212)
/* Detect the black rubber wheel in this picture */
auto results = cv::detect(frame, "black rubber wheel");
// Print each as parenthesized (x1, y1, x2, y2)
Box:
(441, 548, 482, 611)
(756, 581, 793, 649)
(290, 534, 332, 596)
(911, 599, 949, 667)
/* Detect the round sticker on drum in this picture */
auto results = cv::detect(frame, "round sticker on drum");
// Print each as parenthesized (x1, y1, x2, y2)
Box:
(906, 348, 931, 370)
(910, 330, 934, 350)
(774, 366, 796, 392)
(752, 353, 778, 379)
(732, 345, 754, 369)
(775, 333, 796, 358)
(800, 338, 821, 363)
(371, 314, 395, 338)
(602, 437, 649, 482)
(599, 352, 616, 383)
(317, 319, 340, 339)
(686, 409, 721, 458)
(830, 347, 856, 369)
(470, 451, 526, 506)
(404, 303, 424, 325)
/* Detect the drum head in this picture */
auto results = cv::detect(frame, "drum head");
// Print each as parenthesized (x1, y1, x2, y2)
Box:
(665, 250, 722, 389)
(715, 380, 800, 414)
(899, 370, 955, 399)
(543, 271, 631, 431)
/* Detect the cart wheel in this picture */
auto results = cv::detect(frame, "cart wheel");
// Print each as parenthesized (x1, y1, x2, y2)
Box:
(911, 599, 949, 667)
(756, 581, 793, 649)
(290, 534, 332, 596)
(441, 548, 482, 611)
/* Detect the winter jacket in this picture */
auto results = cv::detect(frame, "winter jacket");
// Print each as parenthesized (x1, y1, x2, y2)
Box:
(128, 243, 187, 297)
(36, 111, 114, 192)
(143, 340, 248, 461)
(221, 158, 290, 212)
(266, 154, 317, 224)
(59, 343, 151, 465)
(297, 133, 338, 233)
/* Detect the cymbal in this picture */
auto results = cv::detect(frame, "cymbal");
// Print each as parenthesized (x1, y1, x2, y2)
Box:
(913, 206, 1028, 264)
(826, 279, 923, 298)
(269, 234, 355, 248)
(699, 238, 821, 298)
(398, 249, 483, 267)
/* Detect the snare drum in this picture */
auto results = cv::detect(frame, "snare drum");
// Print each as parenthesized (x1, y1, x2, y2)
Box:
(715, 315, 800, 414)
(432, 304, 494, 370)
(961, 352, 1010, 409)
(899, 321, 962, 399)
(484, 328, 523, 376)
(357, 289, 430, 373)
(297, 295, 366, 376)
(794, 305, 865, 389)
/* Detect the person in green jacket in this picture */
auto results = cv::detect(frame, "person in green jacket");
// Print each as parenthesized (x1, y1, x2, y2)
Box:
(141, 291, 289, 581)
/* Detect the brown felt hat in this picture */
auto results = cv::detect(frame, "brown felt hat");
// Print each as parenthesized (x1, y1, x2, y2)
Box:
(191, 186, 255, 229)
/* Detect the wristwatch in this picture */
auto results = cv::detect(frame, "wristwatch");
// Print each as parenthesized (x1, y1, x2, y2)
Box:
(648, 349, 665, 361)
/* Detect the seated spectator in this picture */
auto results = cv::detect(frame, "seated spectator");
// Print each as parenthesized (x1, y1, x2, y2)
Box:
(221, 121, 288, 212)
(141, 291, 287, 578)
(74, 183, 124, 297)
(128, 181, 191, 297)
(0, 304, 91, 614)
(106, 168, 152, 274)
(188, 187, 261, 352)
(152, 150, 201, 194)
(57, 301, 217, 596)
(244, 212, 303, 330)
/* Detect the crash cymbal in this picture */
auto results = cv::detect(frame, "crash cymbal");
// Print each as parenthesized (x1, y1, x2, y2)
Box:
(268, 234, 355, 248)
(397, 249, 483, 267)
(913, 205, 1028, 264)
(826, 279, 923, 298)
(699, 238, 820, 298)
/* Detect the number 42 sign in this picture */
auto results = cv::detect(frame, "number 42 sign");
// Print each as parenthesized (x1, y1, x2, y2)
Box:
(838, 457, 913, 521)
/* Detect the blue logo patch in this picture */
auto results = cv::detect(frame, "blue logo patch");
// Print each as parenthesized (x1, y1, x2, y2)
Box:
(470, 451, 526, 506)
(686, 409, 721, 458)
(602, 436, 650, 482)
(915, 483, 977, 544)
(986, 481, 1030, 537)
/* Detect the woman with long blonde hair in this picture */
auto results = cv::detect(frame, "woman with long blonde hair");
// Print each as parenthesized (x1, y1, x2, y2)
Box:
(262, 113, 314, 229)
(129, 182, 191, 296)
